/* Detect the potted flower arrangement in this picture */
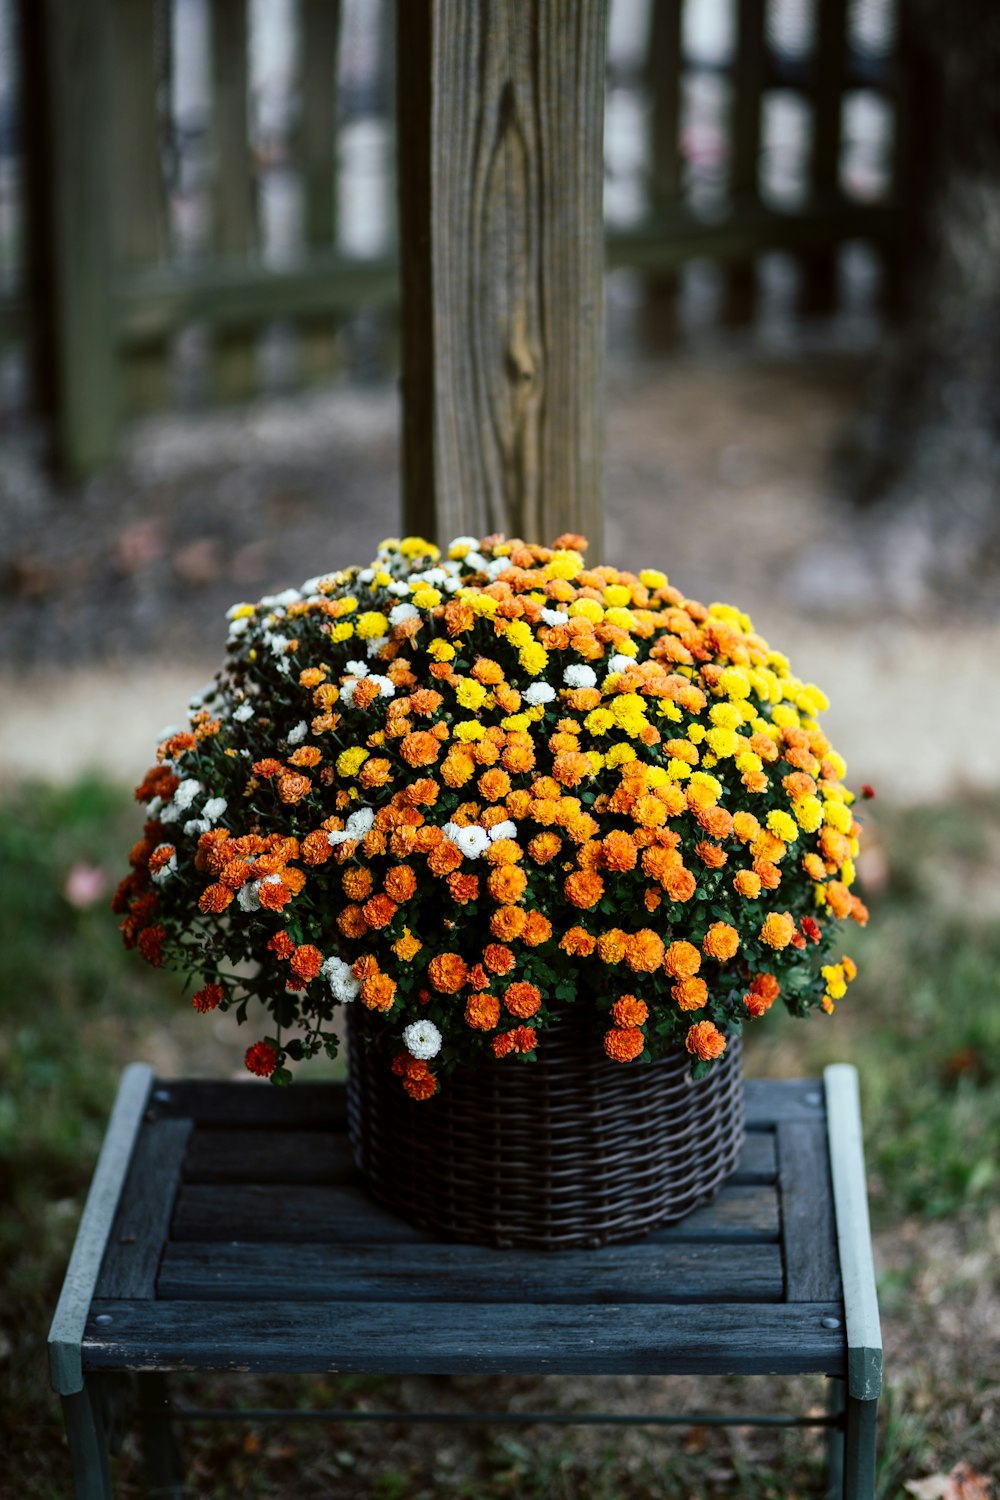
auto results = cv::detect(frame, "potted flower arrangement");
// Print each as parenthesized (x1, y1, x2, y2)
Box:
(115, 533, 867, 1248)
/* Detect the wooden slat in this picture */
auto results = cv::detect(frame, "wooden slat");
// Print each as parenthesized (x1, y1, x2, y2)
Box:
(170, 1180, 779, 1246)
(110, 0, 171, 412)
(777, 1120, 841, 1303)
(96, 1120, 192, 1300)
(157, 1239, 784, 1305)
(40, 0, 118, 474)
(801, 0, 849, 314)
(48, 1065, 154, 1396)
(725, 0, 767, 324)
(147, 1079, 347, 1128)
(83, 1297, 847, 1378)
(642, 0, 683, 347)
(181, 1123, 775, 1187)
(743, 1078, 828, 1125)
(397, 0, 607, 548)
(299, 0, 341, 382)
(824, 1065, 882, 1402)
(211, 0, 257, 399)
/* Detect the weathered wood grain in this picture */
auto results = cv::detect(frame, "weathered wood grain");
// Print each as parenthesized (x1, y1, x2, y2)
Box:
(96, 1120, 192, 1300)
(398, 0, 607, 549)
(801, 0, 849, 314)
(211, 0, 258, 399)
(299, 0, 342, 382)
(824, 1065, 882, 1402)
(148, 1080, 348, 1129)
(170, 1180, 779, 1246)
(724, 0, 766, 325)
(777, 1120, 841, 1303)
(83, 1297, 847, 1378)
(157, 1239, 784, 1305)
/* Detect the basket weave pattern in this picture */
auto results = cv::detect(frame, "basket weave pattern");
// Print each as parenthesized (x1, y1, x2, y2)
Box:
(346, 1008, 745, 1250)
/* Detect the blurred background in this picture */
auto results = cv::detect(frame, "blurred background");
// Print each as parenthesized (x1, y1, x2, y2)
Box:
(1, 1, 998, 1496)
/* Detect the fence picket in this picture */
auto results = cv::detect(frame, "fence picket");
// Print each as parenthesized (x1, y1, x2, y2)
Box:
(725, 0, 767, 326)
(642, 0, 683, 348)
(300, 0, 342, 384)
(801, 0, 849, 315)
(211, 0, 258, 400)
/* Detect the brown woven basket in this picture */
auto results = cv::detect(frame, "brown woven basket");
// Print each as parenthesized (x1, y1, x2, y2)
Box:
(346, 1006, 745, 1250)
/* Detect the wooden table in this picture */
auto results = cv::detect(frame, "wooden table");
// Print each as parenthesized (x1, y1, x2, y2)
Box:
(49, 1064, 881, 1498)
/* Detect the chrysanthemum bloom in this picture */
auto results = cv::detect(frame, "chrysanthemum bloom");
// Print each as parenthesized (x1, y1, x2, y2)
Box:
(611, 994, 648, 1027)
(192, 983, 223, 1013)
(490, 904, 527, 940)
(702, 922, 739, 962)
(759, 911, 796, 949)
(245, 1041, 278, 1077)
(403, 1068, 438, 1100)
(604, 1026, 644, 1062)
(359, 972, 397, 1010)
(384, 864, 417, 902)
(290, 944, 323, 983)
(487, 865, 528, 904)
(626, 929, 665, 973)
(564, 869, 604, 908)
(465, 994, 501, 1030)
(672, 976, 708, 1011)
(601, 829, 638, 871)
(560, 925, 596, 957)
(504, 981, 541, 1018)
(733, 869, 762, 898)
(664, 940, 701, 979)
(428, 952, 468, 993)
(685, 1020, 727, 1061)
(342, 866, 373, 900)
(198, 883, 234, 915)
(662, 865, 697, 902)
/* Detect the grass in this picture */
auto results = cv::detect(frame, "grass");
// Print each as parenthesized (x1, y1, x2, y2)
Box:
(1, 779, 998, 1497)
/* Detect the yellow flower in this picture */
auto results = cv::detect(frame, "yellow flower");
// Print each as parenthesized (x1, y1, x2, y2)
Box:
(399, 535, 438, 559)
(519, 642, 549, 676)
(840, 857, 856, 887)
(665, 758, 692, 781)
(638, 568, 667, 590)
(603, 606, 636, 631)
(469, 592, 499, 617)
(656, 699, 683, 722)
(735, 750, 763, 775)
(453, 720, 485, 741)
(412, 586, 442, 609)
(504, 619, 533, 649)
(603, 584, 632, 607)
(427, 637, 455, 661)
(455, 679, 487, 711)
(792, 795, 824, 833)
(501, 713, 531, 732)
(796, 683, 830, 715)
(821, 963, 847, 1000)
(584, 707, 614, 736)
(767, 809, 799, 844)
(687, 722, 706, 744)
(336, 746, 369, 777)
(824, 801, 852, 833)
(356, 610, 389, 639)
(705, 726, 740, 758)
(718, 667, 751, 700)
(771, 703, 799, 729)
(568, 598, 603, 623)
(393, 928, 423, 961)
(329, 621, 354, 642)
(709, 702, 742, 730)
(546, 549, 584, 580)
(605, 743, 637, 768)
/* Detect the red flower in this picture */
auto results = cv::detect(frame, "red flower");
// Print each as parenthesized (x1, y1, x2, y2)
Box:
(244, 1041, 278, 1077)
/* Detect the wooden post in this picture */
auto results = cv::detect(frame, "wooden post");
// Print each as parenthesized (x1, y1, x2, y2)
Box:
(300, 0, 342, 384)
(801, 0, 848, 315)
(724, 0, 766, 327)
(397, 0, 607, 551)
(211, 0, 258, 400)
(643, 0, 683, 349)
(37, 0, 118, 475)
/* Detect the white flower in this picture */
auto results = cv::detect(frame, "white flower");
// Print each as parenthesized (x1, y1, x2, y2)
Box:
(146, 796, 163, 818)
(463, 551, 488, 572)
(345, 660, 369, 678)
(449, 535, 480, 551)
(237, 883, 261, 913)
(368, 674, 395, 698)
(287, 721, 308, 745)
(173, 779, 203, 810)
(265, 631, 290, 655)
(301, 574, 333, 594)
(365, 635, 389, 657)
(227, 616, 250, 640)
(389, 602, 420, 626)
(386, 580, 411, 596)
(488, 820, 517, 843)
(563, 664, 597, 689)
(188, 681, 218, 711)
(202, 797, 228, 823)
(358, 568, 376, 583)
(443, 822, 491, 860)
(156, 725, 181, 742)
(487, 555, 513, 578)
(150, 847, 177, 885)
(442, 574, 463, 592)
(261, 588, 301, 609)
(183, 818, 210, 836)
(346, 807, 375, 839)
(523, 682, 556, 706)
(608, 653, 635, 674)
(403, 1019, 442, 1060)
(233, 701, 254, 723)
(322, 955, 359, 1003)
(541, 608, 569, 626)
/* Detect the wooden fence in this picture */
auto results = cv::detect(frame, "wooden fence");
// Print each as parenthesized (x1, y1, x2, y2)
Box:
(0, 0, 906, 475)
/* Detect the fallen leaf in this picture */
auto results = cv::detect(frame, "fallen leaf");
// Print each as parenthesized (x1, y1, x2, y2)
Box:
(905, 1463, 994, 1500)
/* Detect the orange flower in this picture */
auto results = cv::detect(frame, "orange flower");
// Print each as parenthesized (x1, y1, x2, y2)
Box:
(403, 1069, 438, 1100)
(491, 1025, 537, 1058)
(400, 730, 441, 768)
(564, 869, 604, 908)
(802, 852, 826, 880)
(337, 903, 368, 939)
(268, 931, 295, 959)
(601, 829, 638, 872)
(342, 865, 373, 901)
(504, 981, 541, 1018)
(277, 773, 312, 804)
(501, 739, 535, 774)
(362, 893, 398, 929)
(732, 811, 761, 844)
(672, 976, 708, 1011)
(685, 1020, 727, 1061)
(245, 1041, 278, 1077)
(393, 931, 422, 961)
(428, 951, 468, 993)
(695, 840, 728, 869)
(478, 768, 511, 802)
(483, 943, 516, 975)
(697, 805, 734, 840)
(199, 883, 234, 914)
(384, 864, 417, 902)
(522, 910, 552, 946)
(632, 795, 668, 829)
(290, 944, 323, 983)
(404, 777, 440, 806)
(611, 994, 648, 1027)
(440, 749, 476, 787)
(359, 757, 392, 788)
(528, 832, 562, 864)
(604, 1026, 644, 1063)
(702, 921, 739, 962)
(360, 972, 397, 1010)
(486, 837, 522, 865)
(626, 928, 665, 973)
(664, 940, 701, 979)
(759, 911, 796, 949)
(560, 925, 596, 957)
(552, 751, 591, 788)
(597, 928, 629, 964)
(192, 983, 223, 1013)
(662, 865, 697, 902)
(301, 830, 334, 866)
(427, 840, 463, 876)
(753, 858, 782, 891)
(471, 656, 505, 685)
(465, 994, 501, 1030)
(447, 871, 480, 904)
(491, 904, 527, 940)
(289, 745, 322, 769)
(734, 869, 762, 898)
(487, 865, 528, 904)
(252, 758, 285, 780)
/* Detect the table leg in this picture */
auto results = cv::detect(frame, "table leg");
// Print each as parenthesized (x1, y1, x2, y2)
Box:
(62, 1380, 113, 1500)
(138, 1372, 185, 1499)
(826, 1377, 845, 1500)
(843, 1395, 878, 1500)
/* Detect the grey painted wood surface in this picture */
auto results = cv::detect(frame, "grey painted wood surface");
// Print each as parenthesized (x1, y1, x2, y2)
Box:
(824, 1065, 882, 1401)
(398, 0, 607, 548)
(48, 1064, 153, 1396)
(157, 1239, 784, 1305)
(96, 1120, 192, 1301)
(777, 1119, 842, 1303)
(83, 1297, 847, 1379)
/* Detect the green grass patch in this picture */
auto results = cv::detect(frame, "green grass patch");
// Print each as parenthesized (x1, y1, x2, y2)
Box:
(2, 779, 998, 1495)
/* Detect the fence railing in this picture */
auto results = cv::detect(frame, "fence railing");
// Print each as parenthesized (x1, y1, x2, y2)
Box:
(0, 0, 905, 474)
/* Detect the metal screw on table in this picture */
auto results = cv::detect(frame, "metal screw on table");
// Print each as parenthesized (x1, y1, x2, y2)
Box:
(820, 1316, 841, 1329)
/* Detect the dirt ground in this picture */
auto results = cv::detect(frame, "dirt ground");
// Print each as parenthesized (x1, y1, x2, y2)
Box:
(2, 348, 998, 804)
